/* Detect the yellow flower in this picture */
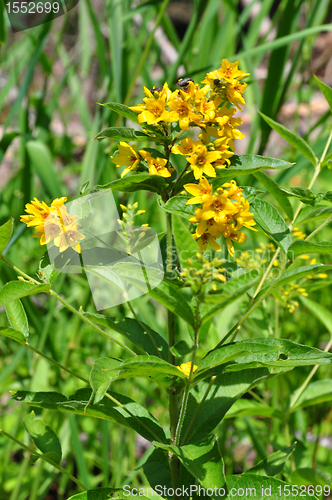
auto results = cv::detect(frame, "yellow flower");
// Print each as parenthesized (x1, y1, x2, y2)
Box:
(177, 361, 198, 377)
(193, 232, 222, 252)
(233, 200, 258, 232)
(187, 145, 220, 179)
(168, 96, 202, 130)
(200, 194, 238, 222)
(140, 150, 173, 178)
(224, 226, 247, 257)
(130, 90, 177, 126)
(171, 138, 202, 156)
(225, 80, 247, 110)
(21, 197, 85, 253)
(212, 137, 234, 168)
(112, 142, 141, 178)
(184, 177, 213, 204)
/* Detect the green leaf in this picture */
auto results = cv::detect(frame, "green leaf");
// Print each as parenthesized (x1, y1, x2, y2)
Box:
(90, 173, 167, 194)
(224, 399, 283, 419)
(154, 435, 227, 499)
(148, 281, 195, 326)
(24, 411, 62, 464)
(26, 141, 63, 198)
(200, 271, 260, 324)
(12, 388, 166, 444)
(254, 172, 294, 220)
(94, 126, 169, 144)
(248, 444, 296, 476)
(258, 264, 332, 297)
(172, 215, 202, 270)
(83, 312, 169, 360)
(0, 218, 14, 256)
(251, 199, 292, 254)
(0, 132, 19, 165)
(314, 75, 332, 113)
(298, 296, 332, 335)
(98, 102, 141, 124)
(0, 281, 50, 307)
(297, 206, 332, 225)
(39, 252, 60, 284)
(170, 340, 196, 358)
(183, 367, 280, 443)
(65, 488, 120, 500)
(212, 155, 293, 188)
(226, 474, 318, 499)
(279, 186, 316, 205)
(289, 380, 332, 412)
(183, 338, 332, 443)
(259, 112, 317, 166)
(5, 300, 29, 339)
(90, 356, 185, 404)
(290, 468, 331, 488)
(0, 326, 26, 344)
(193, 340, 282, 382)
(287, 241, 332, 259)
(160, 197, 196, 219)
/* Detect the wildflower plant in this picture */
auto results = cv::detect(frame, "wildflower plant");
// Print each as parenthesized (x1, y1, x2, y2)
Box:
(1, 60, 332, 500)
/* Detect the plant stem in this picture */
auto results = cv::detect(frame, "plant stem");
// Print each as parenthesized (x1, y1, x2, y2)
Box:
(305, 213, 332, 242)
(50, 290, 137, 356)
(0, 429, 88, 491)
(166, 211, 179, 493)
(181, 376, 216, 446)
(0, 256, 40, 285)
(25, 342, 89, 384)
(288, 336, 332, 411)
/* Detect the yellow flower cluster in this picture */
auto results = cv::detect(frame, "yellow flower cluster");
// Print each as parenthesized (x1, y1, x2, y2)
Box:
(184, 178, 257, 255)
(112, 59, 248, 180)
(280, 284, 309, 313)
(20, 197, 85, 253)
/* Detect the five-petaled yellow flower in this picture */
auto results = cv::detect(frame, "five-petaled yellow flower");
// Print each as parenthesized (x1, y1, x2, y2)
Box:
(112, 142, 141, 178)
(177, 362, 198, 377)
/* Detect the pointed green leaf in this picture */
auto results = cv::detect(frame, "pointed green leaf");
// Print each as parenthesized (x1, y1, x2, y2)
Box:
(258, 264, 332, 297)
(288, 241, 332, 259)
(314, 75, 332, 113)
(5, 300, 29, 339)
(259, 112, 317, 166)
(201, 271, 260, 324)
(254, 172, 294, 220)
(289, 380, 332, 412)
(227, 474, 318, 499)
(279, 186, 316, 205)
(65, 488, 121, 500)
(0, 218, 14, 256)
(290, 468, 331, 488)
(84, 312, 169, 360)
(94, 126, 169, 144)
(211, 155, 293, 188)
(154, 435, 227, 499)
(98, 102, 159, 135)
(160, 197, 196, 219)
(0, 326, 26, 344)
(90, 173, 167, 194)
(24, 411, 62, 463)
(0, 281, 50, 307)
(90, 356, 185, 404)
(148, 281, 195, 326)
(248, 444, 296, 476)
(12, 388, 166, 444)
(297, 206, 332, 225)
(251, 198, 292, 253)
(224, 399, 283, 419)
(173, 215, 202, 270)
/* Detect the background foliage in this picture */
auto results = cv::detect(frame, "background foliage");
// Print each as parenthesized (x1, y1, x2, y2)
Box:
(1, 0, 332, 499)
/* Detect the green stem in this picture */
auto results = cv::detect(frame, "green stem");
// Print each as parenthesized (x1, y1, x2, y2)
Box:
(288, 336, 332, 411)
(0, 429, 88, 491)
(181, 376, 216, 446)
(0, 256, 40, 285)
(50, 290, 137, 357)
(25, 342, 89, 384)
(305, 213, 332, 242)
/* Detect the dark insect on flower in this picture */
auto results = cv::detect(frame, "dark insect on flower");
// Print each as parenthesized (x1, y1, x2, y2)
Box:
(150, 86, 162, 94)
(177, 77, 194, 89)
(213, 78, 221, 85)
